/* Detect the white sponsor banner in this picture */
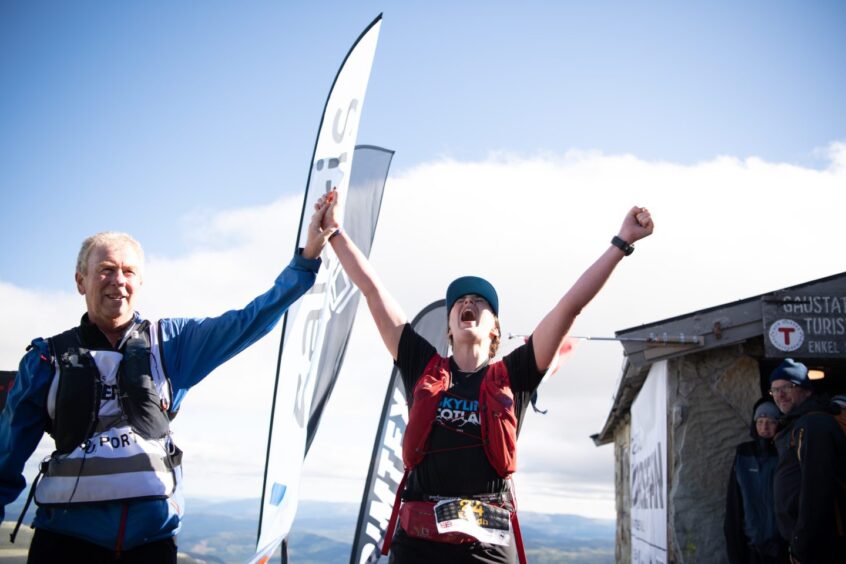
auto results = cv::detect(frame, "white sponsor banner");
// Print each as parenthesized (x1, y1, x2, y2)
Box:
(630, 361, 667, 564)
(250, 16, 382, 564)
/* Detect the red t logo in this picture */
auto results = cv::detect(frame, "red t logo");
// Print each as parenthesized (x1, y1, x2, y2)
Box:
(777, 326, 795, 345)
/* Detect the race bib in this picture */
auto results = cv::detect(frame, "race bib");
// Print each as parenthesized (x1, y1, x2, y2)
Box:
(433, 498, 512, 546)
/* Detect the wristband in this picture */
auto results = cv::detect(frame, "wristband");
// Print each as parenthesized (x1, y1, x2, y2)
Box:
(329, 228, 342, 240)
(611, 235, 634, 256)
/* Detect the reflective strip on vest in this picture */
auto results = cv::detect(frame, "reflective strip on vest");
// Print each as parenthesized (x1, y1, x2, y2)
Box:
(35, 424, 180, 505)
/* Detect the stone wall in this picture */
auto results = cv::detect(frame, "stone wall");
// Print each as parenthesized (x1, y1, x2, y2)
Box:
(614, 414, 632, 563)
(666, 341, 763, 563)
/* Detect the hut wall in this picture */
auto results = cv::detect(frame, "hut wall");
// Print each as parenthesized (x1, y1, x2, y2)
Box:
(665, 342, 763, 563)
(614, 415, 632, 563)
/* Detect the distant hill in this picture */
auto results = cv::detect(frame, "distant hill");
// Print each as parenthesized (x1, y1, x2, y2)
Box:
(2, 498, 614, 563)
(178, 499, 615, 563)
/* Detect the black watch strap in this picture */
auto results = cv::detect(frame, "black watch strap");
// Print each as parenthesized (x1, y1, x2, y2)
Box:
(611, 236, 635, 256)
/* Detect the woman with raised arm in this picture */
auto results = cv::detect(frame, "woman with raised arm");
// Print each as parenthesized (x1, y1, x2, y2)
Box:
(319, 189, 653, 564)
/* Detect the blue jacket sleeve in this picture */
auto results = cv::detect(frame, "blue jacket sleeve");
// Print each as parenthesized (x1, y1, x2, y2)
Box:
(0, 340, 53, 518)
(160, 251, 320, 407)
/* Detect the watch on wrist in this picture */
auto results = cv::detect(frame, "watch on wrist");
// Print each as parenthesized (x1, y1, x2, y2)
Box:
(611, 235, 634, 256)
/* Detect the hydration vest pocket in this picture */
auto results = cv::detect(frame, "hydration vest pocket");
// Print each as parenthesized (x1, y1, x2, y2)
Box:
(117, 372, 170, 439)
(118, 333, 170, 440)
(480, 380, 518, 476)
(53, 348, 102, 455)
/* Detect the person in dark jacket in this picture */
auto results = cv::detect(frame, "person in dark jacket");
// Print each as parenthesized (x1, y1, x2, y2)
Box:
(725, 398, 788, 563)
(769, 359, 846, 564)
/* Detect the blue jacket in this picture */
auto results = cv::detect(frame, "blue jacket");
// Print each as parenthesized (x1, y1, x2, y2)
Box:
(0, 251, 320, 550)
(724, 397, 786, 563)
(724, 439, 782, 563)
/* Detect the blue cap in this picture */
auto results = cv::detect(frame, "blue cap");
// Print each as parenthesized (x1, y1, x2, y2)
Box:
(769, 358, 812, 389)
(753, 401, 780, 420)
(446, 276, 499, 316)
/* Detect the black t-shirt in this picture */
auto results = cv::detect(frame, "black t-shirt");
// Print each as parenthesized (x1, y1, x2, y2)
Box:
(396, 324, 545, 499)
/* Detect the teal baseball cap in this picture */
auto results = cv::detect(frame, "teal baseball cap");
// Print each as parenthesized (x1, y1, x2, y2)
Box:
(446, 276, 499, 316)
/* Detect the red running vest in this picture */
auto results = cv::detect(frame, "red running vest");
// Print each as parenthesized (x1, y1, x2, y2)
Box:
(381, 353, 526, 563)
(402, 354, 518, 476)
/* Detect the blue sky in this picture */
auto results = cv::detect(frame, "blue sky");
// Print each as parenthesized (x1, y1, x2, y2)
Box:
(2, 1, 845, 523)
(2, 1, 844, 290)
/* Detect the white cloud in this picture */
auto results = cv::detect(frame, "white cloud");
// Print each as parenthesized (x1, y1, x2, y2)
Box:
(2, 144, 844, 520)
(0, 282, 80, 365)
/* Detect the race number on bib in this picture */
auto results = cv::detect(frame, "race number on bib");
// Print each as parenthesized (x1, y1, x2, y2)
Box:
(434, 499, 512, 546)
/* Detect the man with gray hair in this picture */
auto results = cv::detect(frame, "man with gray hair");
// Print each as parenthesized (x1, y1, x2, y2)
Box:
(769, 359, 846, 563)
(0, 200, 335, 562)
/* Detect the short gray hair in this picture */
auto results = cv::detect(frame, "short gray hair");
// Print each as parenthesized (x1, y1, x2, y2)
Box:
(76, 232, 145, 275)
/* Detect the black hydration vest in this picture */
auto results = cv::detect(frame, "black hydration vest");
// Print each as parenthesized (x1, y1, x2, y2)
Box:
(9, 321, 180, 542)
(48, 320, 172, 454)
